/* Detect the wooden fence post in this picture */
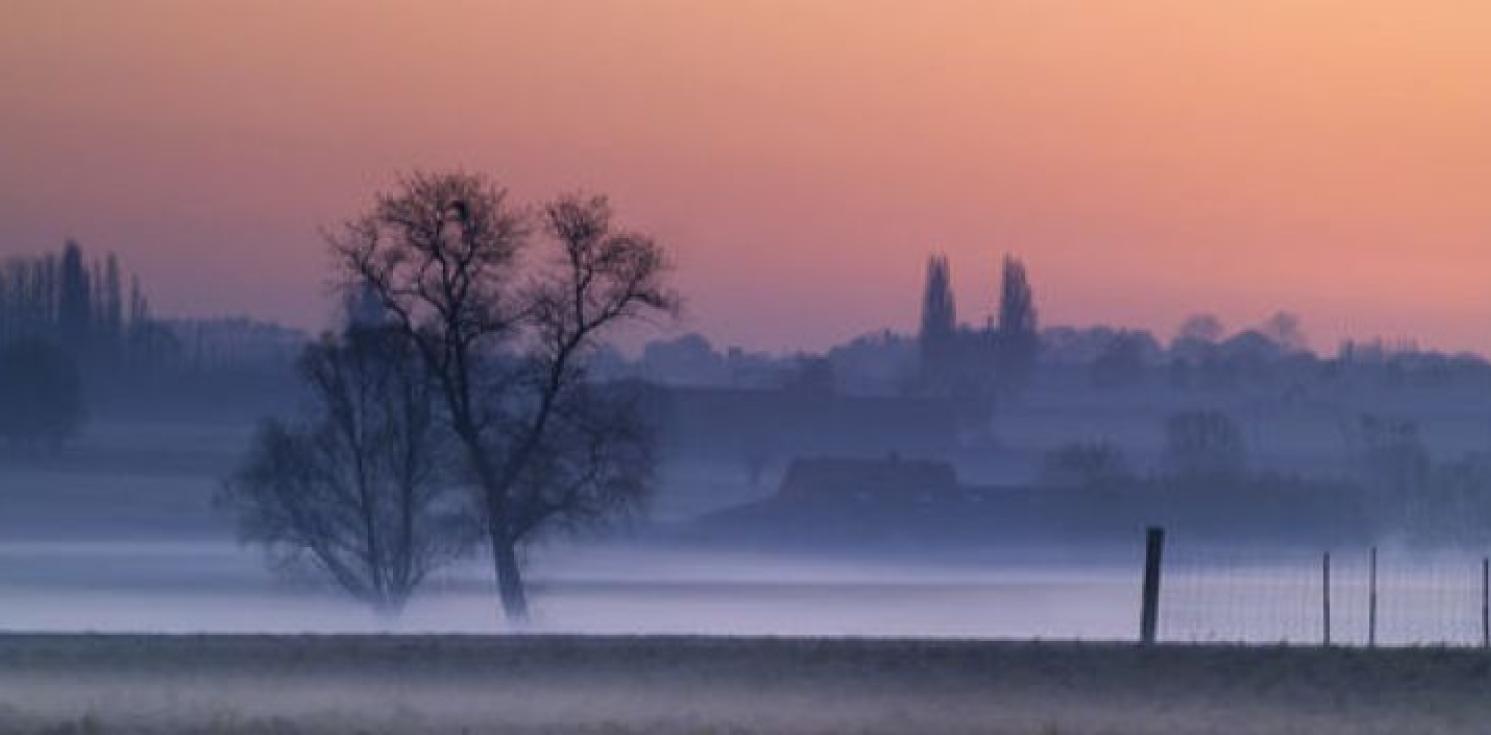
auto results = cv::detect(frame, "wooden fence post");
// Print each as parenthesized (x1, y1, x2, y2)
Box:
(1322, 551, 1331, 647)
(1140, 526, 1165, 645)
(1369, 547, 1377, 649)
(1481, 557, 1488, 650)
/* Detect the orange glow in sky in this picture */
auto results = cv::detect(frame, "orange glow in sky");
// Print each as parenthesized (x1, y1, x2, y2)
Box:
(3, 1, 1490, 353)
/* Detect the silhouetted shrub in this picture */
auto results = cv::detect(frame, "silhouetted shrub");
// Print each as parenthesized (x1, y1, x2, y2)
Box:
(1041, 441, 1131, 488)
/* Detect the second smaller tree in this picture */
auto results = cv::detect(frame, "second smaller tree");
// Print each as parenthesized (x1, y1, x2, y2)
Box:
(222, 323, 473, 614)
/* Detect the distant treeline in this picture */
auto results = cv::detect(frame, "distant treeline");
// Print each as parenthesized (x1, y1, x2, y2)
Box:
(611, 324, 1491, 402)
(0, 240, 168, 372)
(0, 241, 304, 421)
(608, 253, 1491, 400)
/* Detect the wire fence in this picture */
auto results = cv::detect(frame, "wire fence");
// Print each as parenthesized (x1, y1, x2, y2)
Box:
(1160, 541, 1491, 647)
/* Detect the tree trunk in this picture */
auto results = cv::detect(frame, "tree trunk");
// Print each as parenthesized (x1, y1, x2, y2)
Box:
(490, 528, 529, 621)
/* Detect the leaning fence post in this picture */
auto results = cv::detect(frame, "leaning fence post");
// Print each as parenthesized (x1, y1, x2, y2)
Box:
(1322, 551, 1331, 647)
(1140, 526, 1165, 645)
(1481, 557, 1488, 650)
(1369, 547, 1377, 648)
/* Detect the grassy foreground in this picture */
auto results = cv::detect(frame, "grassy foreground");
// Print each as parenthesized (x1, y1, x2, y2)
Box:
(2, 634, 1491, 733)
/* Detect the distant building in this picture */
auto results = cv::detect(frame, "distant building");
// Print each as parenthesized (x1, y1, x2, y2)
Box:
(688, 453, 1048, 549)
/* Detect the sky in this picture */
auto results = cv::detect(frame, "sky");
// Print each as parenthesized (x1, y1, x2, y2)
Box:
(2, 0, 1490, 355)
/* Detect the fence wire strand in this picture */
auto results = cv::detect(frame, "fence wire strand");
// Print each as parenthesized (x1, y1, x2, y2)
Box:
(1160, 544, 1491, 646)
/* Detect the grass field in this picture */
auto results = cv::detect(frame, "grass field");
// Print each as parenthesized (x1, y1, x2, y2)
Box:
(3, 635, 1491, 733)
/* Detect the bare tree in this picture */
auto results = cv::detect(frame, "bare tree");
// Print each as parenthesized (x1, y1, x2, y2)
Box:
(1041, 440, 1131, 488)
(1175, 313, 1225, 344)
(329, 172, 677, 620)
(1259, 310, 1307, 353)
(221, 325, 470, 614)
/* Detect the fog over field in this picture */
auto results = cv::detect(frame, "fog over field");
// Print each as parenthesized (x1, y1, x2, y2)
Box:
(4, 400, 1491, 646)
(0, 418, 1143, 638)
(0, 540, 1145, 639)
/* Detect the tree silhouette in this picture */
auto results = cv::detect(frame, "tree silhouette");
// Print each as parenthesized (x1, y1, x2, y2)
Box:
(222, 324, 470, 614)
(102, 254, 124, 355)
(994, 255, 1039, 396)
(1041, 441, 1131, 488)
(1176, 313, 1225, 344)
(1260, 311, 1307, 352)
(57, 241, 91, 357)
(917, 254, 956, 389)
(1, 242, 157, 373)
(329, 172, 677, 620)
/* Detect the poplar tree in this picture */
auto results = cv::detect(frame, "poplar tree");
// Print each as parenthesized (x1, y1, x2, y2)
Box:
(994, 255, 1039, 396)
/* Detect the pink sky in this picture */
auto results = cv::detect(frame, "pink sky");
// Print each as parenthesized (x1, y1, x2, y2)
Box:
(3, 1, 1491, 354)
